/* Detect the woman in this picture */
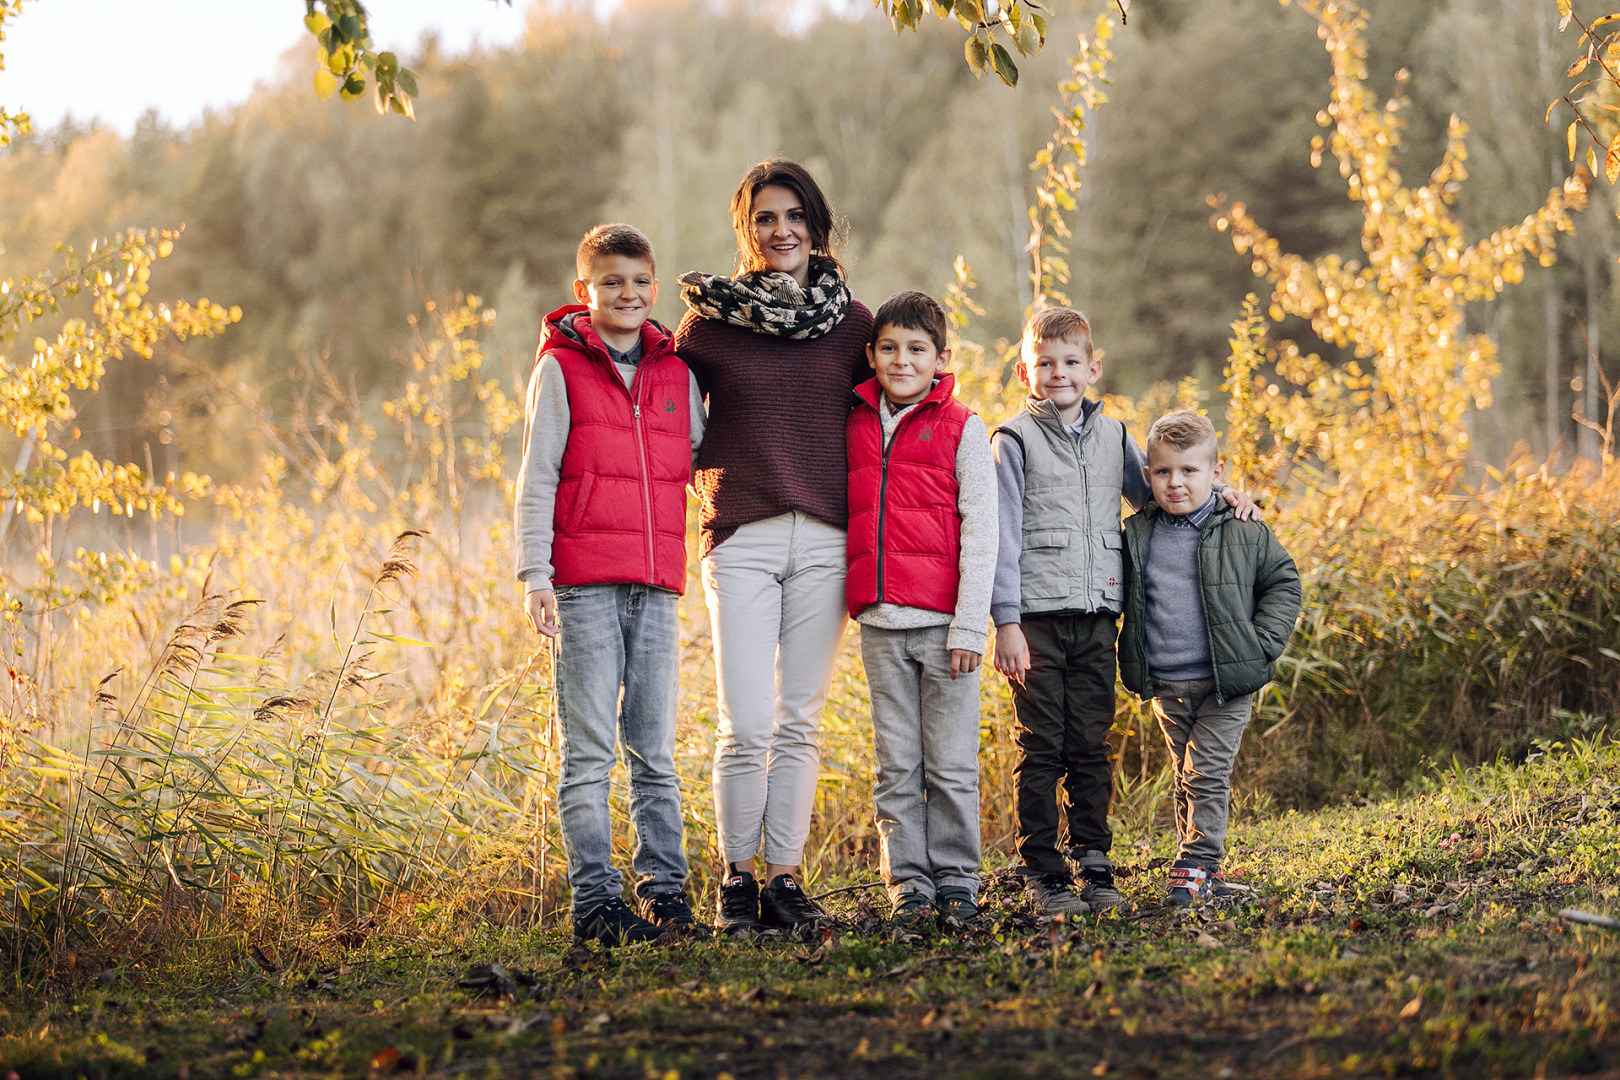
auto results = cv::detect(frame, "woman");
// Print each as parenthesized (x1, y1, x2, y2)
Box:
(676, 159, 873, 936)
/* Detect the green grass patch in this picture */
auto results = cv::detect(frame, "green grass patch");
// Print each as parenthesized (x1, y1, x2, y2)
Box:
(4, 737, 1619, 1079)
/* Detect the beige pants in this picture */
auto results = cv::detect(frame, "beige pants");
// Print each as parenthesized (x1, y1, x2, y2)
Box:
(703, 512, 849, 866)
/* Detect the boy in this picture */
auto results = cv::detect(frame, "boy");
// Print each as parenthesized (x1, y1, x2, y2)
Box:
(1119, 410, 1301, 904)
(991, 308, 1255, 917)
(846, 291, 997, 928)
(514, 223, 709, 946)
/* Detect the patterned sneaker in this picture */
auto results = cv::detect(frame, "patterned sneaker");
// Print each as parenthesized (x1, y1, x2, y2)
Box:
(935, 885, 981, 927)
(759, 873, 834, 936)
(715, 871, 763, 936)
(640, 889, 715, 940)
(890, 891, 937, 930)
(1075, 850, 1127, 911)
(1024, 871, 1091, 917)
(573, 896, 668, 947)
(1167, 860, 1212, 907)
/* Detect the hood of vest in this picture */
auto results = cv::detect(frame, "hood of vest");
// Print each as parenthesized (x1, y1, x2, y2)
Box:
(538, 304, 673, 373)
(852, 372, 957, 414)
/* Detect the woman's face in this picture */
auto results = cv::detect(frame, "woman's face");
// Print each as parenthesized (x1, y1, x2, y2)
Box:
(750, 184, 812, 287)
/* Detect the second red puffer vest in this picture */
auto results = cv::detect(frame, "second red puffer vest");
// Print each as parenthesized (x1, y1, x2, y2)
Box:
(845, 373, 971, 617)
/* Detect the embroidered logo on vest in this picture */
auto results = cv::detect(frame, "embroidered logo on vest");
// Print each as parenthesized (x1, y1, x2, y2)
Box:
(919, 426, 934, 440)
(665, 399, 676, 413)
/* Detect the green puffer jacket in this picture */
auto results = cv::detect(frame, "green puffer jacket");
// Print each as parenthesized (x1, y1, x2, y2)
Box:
(1119, 501, 1302, 702)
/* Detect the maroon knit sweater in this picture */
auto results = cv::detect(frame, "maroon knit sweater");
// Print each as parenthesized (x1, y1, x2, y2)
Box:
(675, 301, 873, 556)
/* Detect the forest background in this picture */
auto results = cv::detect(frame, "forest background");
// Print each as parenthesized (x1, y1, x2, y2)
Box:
(3, 0, 1620, 986)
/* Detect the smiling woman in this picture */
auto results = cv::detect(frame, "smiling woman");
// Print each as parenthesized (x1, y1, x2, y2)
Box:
(674, 159, 873, 938)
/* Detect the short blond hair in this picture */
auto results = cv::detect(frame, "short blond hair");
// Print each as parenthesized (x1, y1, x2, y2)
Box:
(1146, 409, 1219, 463)
(1023, 306, 1093, 361)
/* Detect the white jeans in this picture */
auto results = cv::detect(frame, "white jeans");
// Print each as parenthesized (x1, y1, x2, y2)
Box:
(704, 512, 849, 866)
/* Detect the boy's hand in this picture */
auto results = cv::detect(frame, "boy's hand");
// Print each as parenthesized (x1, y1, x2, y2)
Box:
(1222, 486, 1263, 521)
(525, 589, 560, 639)
(993, 623, 1031, 685)
(950, 649, 982, 679)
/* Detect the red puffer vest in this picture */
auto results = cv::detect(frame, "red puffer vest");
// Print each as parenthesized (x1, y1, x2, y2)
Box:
(845, 374, 971, 617)
(545, 305, 692, 594)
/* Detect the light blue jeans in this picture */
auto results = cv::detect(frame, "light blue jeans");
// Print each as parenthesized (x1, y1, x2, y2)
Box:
(553, 583, 688, 914)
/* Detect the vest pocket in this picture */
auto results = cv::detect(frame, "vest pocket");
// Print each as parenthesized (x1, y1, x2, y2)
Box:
(557, 472, 596, 537)
(1019, 529, 1073, 599)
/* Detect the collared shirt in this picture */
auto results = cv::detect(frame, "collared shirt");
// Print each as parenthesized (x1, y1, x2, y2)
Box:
(604, 340, 644, 368)
(1163, 491, 1221, 529)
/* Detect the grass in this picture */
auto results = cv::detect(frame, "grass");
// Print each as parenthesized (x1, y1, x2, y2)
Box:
(4, 734, 1617, 1079)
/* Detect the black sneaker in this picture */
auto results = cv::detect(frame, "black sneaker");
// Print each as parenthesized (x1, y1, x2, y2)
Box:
(1167, 860, 1211, 907)
(759, 873, 833, 936)
(890, 891, 937, 930)
(640, 889, 714, 940)
(573, 896, 668, 947)
(715, 871, 763, 936)
(936, 885, 981, 926)
(1075, 850, 1127, 911)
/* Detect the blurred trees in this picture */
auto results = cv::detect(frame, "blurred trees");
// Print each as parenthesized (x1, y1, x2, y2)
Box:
(0, 0, 1608, 484)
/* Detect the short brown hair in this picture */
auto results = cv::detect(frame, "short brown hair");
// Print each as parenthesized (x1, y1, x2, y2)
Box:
(1145, 409, 1219, 463)
(870, 291, 948, 354)
(729, 159, 843, 276)
(577, 223, 655, 280)
(1023, 306, 1093, 360)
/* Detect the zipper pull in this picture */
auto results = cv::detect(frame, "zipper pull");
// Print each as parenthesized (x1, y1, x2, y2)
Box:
(634, 404, 641, 419)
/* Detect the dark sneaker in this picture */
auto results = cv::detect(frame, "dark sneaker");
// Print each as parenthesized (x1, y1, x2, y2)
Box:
(1024, 871, 1090, 916)
(716, 871, 763, 936)
(573, 896, 668, 947)
(1075, 850, 1127, 911)
(1207, 869, 1232, 898)
(640, 890, 714, 940)
(1167, 860, 1212, 907)
(759, 873, 833, 936)
(936, 885, 980, 927)
(890, 891, 937, 930)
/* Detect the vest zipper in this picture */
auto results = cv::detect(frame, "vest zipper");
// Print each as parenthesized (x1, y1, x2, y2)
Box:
(873, 400, 926, 603)
(627, 363, 656, 583)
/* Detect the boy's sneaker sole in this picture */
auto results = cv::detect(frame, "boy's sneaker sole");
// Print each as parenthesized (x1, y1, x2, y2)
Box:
(1024, 872, 1090, 917)
(640, 890, 715, 940)
(573, 897, 669, 948)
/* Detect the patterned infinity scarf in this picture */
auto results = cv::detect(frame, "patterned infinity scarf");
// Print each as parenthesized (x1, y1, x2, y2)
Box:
(678, 256, 852, 340)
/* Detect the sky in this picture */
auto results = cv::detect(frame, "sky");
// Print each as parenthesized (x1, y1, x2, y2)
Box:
(0, 0, 535, 135)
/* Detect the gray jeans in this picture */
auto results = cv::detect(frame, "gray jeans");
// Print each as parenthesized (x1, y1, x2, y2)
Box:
(553, 583, 688, 915)
(861, 624, 982, 903)
(1151, 677, 1252, 869)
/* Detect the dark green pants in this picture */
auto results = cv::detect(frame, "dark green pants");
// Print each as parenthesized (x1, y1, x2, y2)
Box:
(1010, 611, 1118, 877)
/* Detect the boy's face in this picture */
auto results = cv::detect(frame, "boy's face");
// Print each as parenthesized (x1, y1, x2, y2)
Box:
(1146, 440, 1224, 516)
(572, 254, 657, 341)
(867, 324, 948, 407)
(1017, 335, 1101, 422)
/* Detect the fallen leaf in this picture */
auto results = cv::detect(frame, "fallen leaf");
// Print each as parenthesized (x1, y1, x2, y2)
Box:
(369, 1047, 404, 1072)
(591, 1012, 612, 1026)
(1196, 931, 1221, 948)
(549, 1016, 566, 1036)
(678, 979, 700, 991)
(1399, 997, 1422, 1019)
(1091, 1061, 1109, 1076)
(1349, 918, 1368, 933)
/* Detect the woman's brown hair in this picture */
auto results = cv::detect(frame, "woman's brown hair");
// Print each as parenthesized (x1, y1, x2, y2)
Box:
(729, 159, 844, 277)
